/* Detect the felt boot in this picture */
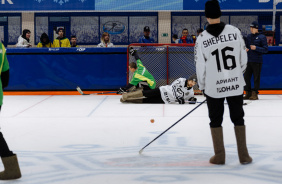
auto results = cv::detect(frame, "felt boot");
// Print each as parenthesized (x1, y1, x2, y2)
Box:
(122, 90, 143, 101)
(234, 126, 252, 164)
(209, 127, 225, 165)
(0, 154, 21, 180)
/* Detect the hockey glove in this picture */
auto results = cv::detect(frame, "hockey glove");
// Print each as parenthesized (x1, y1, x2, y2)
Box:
(188, 97, 197, 104)
(177, 97, 185, 104)
(129, 47, 136, 56)
(117, 88, 126, 94)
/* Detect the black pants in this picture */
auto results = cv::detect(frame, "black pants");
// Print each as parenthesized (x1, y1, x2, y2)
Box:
(244, 62, 262, 94)
(0, 106, 14, 157)
(142, 88, 164, 104)
(206, 94, 245, 128)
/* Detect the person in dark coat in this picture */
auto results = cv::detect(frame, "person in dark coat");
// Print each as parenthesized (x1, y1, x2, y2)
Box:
(244, 21, 268, 100)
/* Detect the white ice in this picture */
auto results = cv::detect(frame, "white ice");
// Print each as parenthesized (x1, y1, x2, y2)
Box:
(0, 94, 282, 184)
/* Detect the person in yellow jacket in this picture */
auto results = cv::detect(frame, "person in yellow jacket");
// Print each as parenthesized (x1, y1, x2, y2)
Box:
(53, 28, 70, 48)
(0, 43, 21, 180)
(37, 33, 53, 48)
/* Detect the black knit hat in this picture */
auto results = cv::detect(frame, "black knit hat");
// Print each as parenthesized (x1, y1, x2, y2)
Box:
(205, 0, 221, 19)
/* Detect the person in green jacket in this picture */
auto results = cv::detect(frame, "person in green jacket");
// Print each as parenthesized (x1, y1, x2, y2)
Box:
(0, 43, 21, 180)
(117, 47, 156, 94)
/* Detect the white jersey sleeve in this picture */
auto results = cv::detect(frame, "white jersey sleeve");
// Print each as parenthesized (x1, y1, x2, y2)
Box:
(159, 78, 194, 104)
(195, 40, 206, 91)
(239, 32, 248, 73)
(195, 25, 246, 98)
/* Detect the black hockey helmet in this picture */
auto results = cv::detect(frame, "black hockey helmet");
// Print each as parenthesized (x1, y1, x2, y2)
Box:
(188, 74, 198, 83)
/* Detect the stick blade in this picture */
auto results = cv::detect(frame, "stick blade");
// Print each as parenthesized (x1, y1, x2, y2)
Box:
(76, 86, 85, 95)
(139, 149, 144, 154)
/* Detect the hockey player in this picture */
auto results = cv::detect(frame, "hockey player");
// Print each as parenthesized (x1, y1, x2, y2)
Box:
(0, 43, 21, 180)
(117, 47, 156, 94)
(195, 0, 252, 165)
(121, 75, 197, 104)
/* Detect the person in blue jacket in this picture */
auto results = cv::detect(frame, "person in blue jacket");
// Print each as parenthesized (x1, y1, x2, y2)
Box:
(138, 26, 154, 43)
(179, 28, 193, 44)
(244, 21, 268, 100)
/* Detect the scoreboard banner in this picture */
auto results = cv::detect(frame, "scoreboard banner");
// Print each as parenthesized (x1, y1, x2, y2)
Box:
(0, 0, 95, 11)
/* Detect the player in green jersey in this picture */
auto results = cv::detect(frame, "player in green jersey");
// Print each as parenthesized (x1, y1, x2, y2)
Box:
(117, 47, 156, 94)
(0, 43, 21, 180)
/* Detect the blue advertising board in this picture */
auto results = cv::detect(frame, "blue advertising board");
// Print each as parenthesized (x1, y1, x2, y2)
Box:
(1, 0, 282, 13)
(0, 0, 95, 11)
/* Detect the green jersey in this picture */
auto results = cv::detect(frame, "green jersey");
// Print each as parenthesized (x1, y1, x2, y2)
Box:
(130, 59, 156, 89)
(0, 43, 10, 106)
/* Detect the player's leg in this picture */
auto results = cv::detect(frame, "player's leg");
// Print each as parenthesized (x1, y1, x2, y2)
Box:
(226, 95, 252, 164)
(142, 88, 164, 103)
(138, 81, 151, 91)
(249, 62, 262, 100)
(122, 87, 160, 101)
(0, 133, 21, 180)
(0, 106, 21, 180)
(206, 95, 225, 164)
(243, 62, 253, 99)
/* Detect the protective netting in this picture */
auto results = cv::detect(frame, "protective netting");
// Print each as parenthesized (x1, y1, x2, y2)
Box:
(127, 44, 201, 93)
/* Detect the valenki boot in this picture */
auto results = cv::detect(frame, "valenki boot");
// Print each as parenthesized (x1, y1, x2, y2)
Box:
(234, 126, 252, 164)
(210, 127, 225, 165)
(122, 90, 144, 101)
(0, 154, 21, 180)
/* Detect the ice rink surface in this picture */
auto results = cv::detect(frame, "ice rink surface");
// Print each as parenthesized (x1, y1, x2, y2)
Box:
(0, 94, 281, 184)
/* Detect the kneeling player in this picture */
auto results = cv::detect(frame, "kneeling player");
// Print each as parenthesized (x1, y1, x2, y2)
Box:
(121, 75, 198, 104)
(117, 47, 156, 94)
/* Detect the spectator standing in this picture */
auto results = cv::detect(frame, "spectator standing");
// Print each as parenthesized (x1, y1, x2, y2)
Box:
(138, 26, 154, 43)
(179, 28, 193, 44)
(53, 28, 70, 48)
(0, 42, 21, 180)
(195, 0, 252, 165)
(70, 35, 78, 47)
(37, 33, 53, 48)
(97, 32, 114, 48)
(16, 29, 32, 48)
(243, 21, 268, 100)
(172, 34, 179, 43)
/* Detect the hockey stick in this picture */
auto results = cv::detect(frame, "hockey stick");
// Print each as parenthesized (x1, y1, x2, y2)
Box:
(190, 100, 251, 106)
(76, 86, 116, 95)
(139, 100, 207, 154)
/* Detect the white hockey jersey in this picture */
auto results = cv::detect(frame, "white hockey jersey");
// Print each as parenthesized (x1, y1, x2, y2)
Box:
(195, 24, 247, 98)
(159, 78, 194, 104)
